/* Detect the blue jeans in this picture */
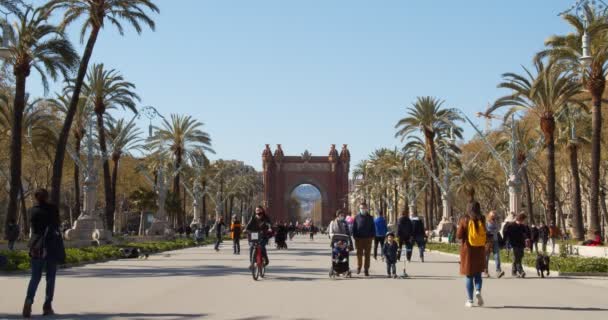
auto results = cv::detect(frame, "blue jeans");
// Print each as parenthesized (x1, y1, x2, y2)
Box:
(465, 273, 482, 301)
(485, 241, 502, 272)
(25, 259, 57, 305)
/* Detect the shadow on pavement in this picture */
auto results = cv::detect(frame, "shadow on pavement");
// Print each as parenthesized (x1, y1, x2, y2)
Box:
(488, 306, 608, 312)
(2, 312, 208, 319)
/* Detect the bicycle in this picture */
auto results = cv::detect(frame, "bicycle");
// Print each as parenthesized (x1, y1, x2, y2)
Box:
(249, 232, 266, 280)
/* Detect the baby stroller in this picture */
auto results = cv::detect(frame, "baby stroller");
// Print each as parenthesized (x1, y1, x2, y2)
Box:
(329, 234, 352, 279)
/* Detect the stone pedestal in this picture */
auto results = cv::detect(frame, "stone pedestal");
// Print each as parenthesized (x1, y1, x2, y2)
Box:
(64, 215, 110, 242)
(435, 217, 455, 236)
(147, 219, 173, 236)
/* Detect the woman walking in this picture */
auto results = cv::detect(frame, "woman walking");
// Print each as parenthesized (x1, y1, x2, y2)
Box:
(457, 201, 486, 308)
(485, 211, 505, 278)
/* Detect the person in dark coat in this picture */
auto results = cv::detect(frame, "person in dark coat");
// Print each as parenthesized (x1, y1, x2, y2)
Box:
(23, 188, 63, 318)
(530, 224, 540, 253)
(5, 218, 19, 251)
(352, 202, 375, 276)
(396, 210, 412, 261)
(246, 206, 273, 267)
(407, 211, 426, 262)
(503, 213, 530, 278)
(212, 217, 226, 252)
(383, 232, 399, 278)
(538, 222, 549, 253)
(457, 201, 486, 308)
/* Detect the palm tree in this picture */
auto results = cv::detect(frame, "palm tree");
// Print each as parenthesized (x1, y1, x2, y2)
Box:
(47, 0, 159, 207)
(395, 97, 462, 228)
(537, 5, 608, 238)
(49, 93, 91, 218)
(149, 114, 214, 227)
(0, 94, 58, 233)
(83, 63, 139, 231)
(0, 6, 78, 232)
(106, 118, 143, 217)
(488, 60, 583, 225)
(556, 104, 590, 241)
(453, 162, 496, 203)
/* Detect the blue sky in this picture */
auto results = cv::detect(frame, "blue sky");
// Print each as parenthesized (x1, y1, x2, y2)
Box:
(25, 0, 576, 171)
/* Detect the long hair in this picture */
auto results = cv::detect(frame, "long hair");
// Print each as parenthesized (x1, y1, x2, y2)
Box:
(467, 201, 484, 231)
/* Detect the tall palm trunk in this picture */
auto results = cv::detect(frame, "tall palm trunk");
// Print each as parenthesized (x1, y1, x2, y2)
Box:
(73, 137, 82, 219)
(393, 184, 398, 223)
(568, 142, 584, 241)
(173, 149, 183, 227)
(588, 73, 604, 239)
(523, 169, 534, 225)
(111, 155, 120, 225)
(51, 25, 101, 207)
(202, 179, 207, 225)
(19, 181, 29, 235)
(95, 111, 115, 231)
(6, 68, 27, 234)
(404, 182, 410, 216)
(541, 115, 557, 225)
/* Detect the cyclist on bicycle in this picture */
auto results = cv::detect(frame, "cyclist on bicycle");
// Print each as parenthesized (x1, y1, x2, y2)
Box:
(246, 206, 273, 269)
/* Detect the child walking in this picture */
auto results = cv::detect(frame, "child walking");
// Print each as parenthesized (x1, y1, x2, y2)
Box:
(383, 232, 399, 278)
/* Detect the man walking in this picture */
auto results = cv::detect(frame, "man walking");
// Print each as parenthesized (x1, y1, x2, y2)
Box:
(548, 222, 560, 255)
(407, 211, 426, 263)
(530, 224, 540, 253)
(373, 211, 388, 260)
(23, 189, 64, 318)
(212, 217, 226, 252)
(230, 215, 242, 255)
(539, 222, 549, 253)
(352, 203, 375, 276)
(503, 213, 530, 278)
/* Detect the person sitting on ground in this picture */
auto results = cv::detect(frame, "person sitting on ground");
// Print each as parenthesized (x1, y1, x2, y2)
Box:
(383, 232, 399, 279)
(582, 231, 604, 246)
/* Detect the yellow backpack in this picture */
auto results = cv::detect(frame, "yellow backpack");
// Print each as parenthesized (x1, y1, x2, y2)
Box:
(467, 219, 486, 247)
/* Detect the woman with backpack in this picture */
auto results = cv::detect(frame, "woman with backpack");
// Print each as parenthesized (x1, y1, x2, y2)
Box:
(457, 201, 486, 308)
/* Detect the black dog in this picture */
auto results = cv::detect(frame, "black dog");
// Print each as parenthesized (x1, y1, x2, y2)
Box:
(536, 254, 550, 278)
(119, 247, 149, 259)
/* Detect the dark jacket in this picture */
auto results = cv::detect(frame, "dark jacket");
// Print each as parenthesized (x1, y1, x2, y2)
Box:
(530, 226, 540, 242)
(352, 213, 375, 239)
(246, 214, 272, 237)
(538, 225, 549, 242)
(28, 203, 64, 263)
(397, 215, 412, 240)
(410, 216, 426, 238)
(5, 223, 19, 241)
(504, 223, 530, 248)
(383, 241, 399, 264)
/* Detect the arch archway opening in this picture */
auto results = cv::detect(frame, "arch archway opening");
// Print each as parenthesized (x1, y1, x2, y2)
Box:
(288, 184, 322, 226)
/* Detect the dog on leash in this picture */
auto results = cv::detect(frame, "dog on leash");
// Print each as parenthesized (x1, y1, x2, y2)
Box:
(535, 254, 550, 278)
(119, 247, 149, 259)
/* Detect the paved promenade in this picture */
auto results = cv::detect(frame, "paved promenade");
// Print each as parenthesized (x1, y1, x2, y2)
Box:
(1, 236, 607, 319)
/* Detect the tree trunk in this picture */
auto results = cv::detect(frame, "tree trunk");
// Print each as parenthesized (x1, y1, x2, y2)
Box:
(5, 70, 27, 235)
(139, 210, 145, 236)
(173, 150, 183, 228)
(51, 26, 101, 207)
(523, 169, 534, 225)
(19, 181, 28, 236)
(600, 188, 608, 240)
(541, 116, 557, 225)
(202, 179, 207, 225)
(73, 137, 82, 219)
(568, 143, 584, 241)
(404, 182, 410, 216)
(589, 85, 603, 239)
(96, 112, 115, 231)
(393, 184, 398, 224)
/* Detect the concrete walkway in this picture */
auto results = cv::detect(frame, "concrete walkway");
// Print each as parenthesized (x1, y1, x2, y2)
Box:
(1, 236, 607, 319)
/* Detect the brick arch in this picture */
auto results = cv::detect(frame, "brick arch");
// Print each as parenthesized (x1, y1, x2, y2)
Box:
(262, 144, 350, 226)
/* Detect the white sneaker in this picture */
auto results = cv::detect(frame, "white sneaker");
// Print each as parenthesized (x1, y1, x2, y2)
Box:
(465, 300, 474, 308)
(475, 291, 484, 307)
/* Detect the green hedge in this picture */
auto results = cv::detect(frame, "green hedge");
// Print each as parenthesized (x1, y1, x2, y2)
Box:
(427, 242, 608, 274)
(0, 238, 206, 272)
